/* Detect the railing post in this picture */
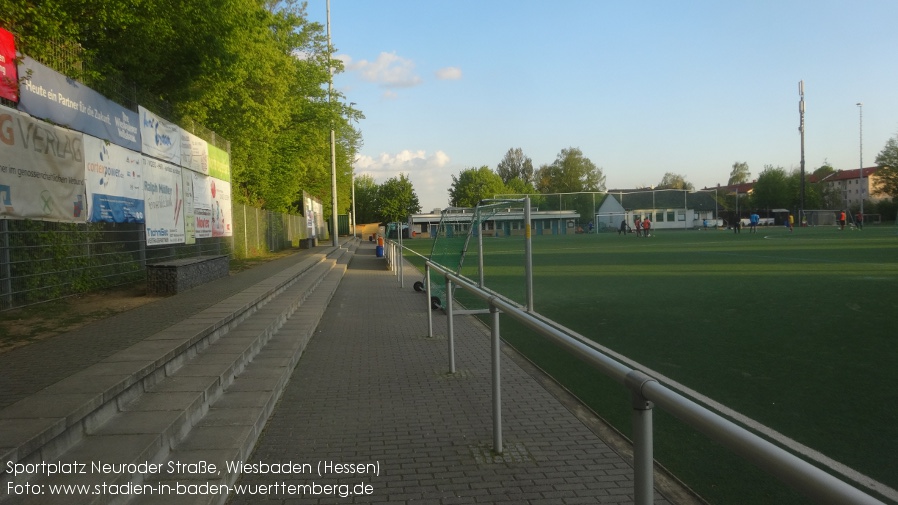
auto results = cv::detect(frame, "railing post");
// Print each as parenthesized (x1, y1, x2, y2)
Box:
(626, 370, 657, 505)
(491, 303, 503, 454)
(425, 262, 433, 338)
(524, 195, 533, 312)
(445, 276, 455, 374)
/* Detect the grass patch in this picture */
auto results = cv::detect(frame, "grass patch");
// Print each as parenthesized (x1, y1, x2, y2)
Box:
(403, 225, 898, 504)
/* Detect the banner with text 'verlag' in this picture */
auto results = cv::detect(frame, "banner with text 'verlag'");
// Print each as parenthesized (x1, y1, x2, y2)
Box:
(0, 105, 86, 222)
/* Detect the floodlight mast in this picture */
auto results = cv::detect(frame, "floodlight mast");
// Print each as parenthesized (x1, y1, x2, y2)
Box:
(857, 102, 864, 226)
(799, 80, 806, 222)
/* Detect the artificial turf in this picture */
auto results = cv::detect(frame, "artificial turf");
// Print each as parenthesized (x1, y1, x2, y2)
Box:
(402, 224, 898, 505)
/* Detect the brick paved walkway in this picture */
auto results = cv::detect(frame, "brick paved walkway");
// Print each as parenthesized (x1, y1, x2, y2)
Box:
(229, 241, 677, 505)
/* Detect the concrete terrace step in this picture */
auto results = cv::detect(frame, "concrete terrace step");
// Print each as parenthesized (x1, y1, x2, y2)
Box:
(131, 252, 353, 505)
(0, 240, 357, 504)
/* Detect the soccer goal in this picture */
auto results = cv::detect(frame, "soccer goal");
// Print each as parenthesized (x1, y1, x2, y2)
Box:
(420, 198, 533, 311)
(801, 209, 838, 227)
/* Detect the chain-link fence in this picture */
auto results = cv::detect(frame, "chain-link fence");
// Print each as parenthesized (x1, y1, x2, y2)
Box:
(0, 203, 310, 311)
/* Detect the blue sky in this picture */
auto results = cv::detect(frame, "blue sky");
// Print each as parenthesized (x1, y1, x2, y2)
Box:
(307, 1, 898, 212)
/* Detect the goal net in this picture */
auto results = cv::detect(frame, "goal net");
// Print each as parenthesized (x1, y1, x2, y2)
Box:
(801, 210, 838, 227)
(426, 199, 528, 309)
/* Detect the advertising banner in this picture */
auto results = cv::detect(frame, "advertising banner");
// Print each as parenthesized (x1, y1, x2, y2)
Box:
(180, 129, 208, 175)
(17, 56, 140, 151)
(83, 135, 144, 223)
(142, 155, 185, 245)
(139, 106, 181, 165)
(192, 171, 212, 238)
(181, 168, 196, 244)
(207, 143, 230, 182)
(209, 178, 232, 237)
(0, 28, 17, 102)
(0, 105, 86, 222)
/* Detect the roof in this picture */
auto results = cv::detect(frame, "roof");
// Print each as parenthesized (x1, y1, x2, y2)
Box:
(819, 167, 878, 182)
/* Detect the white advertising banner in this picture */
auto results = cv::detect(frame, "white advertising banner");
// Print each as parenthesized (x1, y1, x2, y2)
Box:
(180, 129, 208, 175)
(0, 105, 86, 222)
(181, 168, 196, 244)
(83, 135, 144, 223)
(142, 155, 185, 245)
(139, 106, 181, 165)
(209, 178, 232, 237)
(192, 171, 212, 238)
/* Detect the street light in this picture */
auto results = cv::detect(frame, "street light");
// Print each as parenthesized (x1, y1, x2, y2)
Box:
(349, 102, 357, 238)
(857, 102, 864, 226)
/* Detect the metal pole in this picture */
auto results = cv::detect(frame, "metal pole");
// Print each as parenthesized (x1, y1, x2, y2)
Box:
(627, 371, 657, 505)
(445, 277, 455, 374)
(524, 195, 533, 312)
(350, 102, 357, 238)
(478, 219, 485, 288)
(425, 263, 433, 338)
(327, 0, 338, 248)
(491, 303, 503, 454)
(799, 81, 806, 221)
(857, 102, 864, 225)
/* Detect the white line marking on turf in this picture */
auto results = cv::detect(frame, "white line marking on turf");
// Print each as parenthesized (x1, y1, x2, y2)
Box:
(533, 313, 898, 502)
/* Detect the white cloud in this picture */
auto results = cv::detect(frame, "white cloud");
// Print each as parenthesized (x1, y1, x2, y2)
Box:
(435, 66, 462, 80)
(355, 150, 453, 211)
(341, 52, 422, 88)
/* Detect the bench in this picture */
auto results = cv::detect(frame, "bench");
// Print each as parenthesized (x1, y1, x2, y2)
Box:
(146, 254, 230, 295)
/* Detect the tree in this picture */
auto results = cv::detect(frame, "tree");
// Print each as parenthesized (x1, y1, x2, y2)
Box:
(496, 148, 534, 185)
(378, 173, 421, 223)
(534, 147, 605, 194)
(657, 172, 694, 190)
(353, 175, 380, 224)
(448, 166, 506, 207)
(751, 165, 792, 210)
(874, 136, 898, 197)
(2, 0, 359, 216)
(728, 162, 750, 185)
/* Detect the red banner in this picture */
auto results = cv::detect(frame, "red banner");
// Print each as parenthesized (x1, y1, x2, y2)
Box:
(0, 28, 18, 102)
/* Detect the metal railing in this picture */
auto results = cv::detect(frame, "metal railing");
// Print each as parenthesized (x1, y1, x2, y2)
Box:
(383, 238, 886, 505)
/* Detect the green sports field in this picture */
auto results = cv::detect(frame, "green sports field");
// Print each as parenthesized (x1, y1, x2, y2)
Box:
(402, 224, 898, 505)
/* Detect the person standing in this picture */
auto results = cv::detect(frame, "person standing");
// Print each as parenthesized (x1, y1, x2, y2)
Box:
(642, 216, 652, 237)
(619, 219, 628, 236)
(856, 211, 863, 230)
(749, 212, 760, 233)
(634, 216, 642, 238)
(788, 213, 794, 233)
(839, 210, 846, 230)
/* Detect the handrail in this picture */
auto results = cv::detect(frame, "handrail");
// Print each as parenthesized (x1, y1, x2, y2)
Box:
(385, 238, 885, 505)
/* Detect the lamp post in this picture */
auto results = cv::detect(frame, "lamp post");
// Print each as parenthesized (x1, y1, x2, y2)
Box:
(349, 102, 357, 237)
(856, 102, 864, 225)
(327, 0, 338, 247)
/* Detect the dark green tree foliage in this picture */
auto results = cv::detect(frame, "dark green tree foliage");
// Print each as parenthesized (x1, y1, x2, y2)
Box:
(1, 0, 360, 216)
(874, 136, 898, 197)
(449, 166, 506, 207)
(535, 147, 605, 194)
(378, 173, 421, 223)
(353, 174, 380, 224)
(751, 165, 792, 210)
